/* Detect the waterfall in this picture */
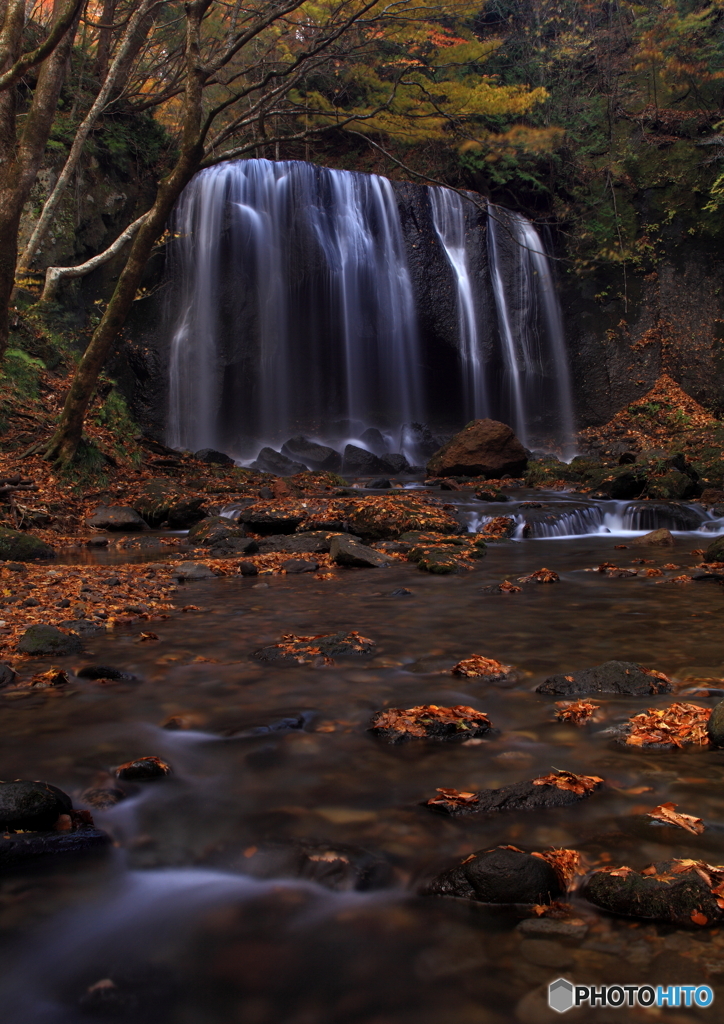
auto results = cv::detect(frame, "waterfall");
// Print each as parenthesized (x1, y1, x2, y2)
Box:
(429, 187, 487, 421)
(487, 205, 575, 455)
(166, 159, 575, 460)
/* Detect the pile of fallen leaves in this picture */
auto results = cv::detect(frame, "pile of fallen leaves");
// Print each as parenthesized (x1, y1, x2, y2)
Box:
(370, 704, 492, 743)
(0, 562, 177, 655)
(555, 700, 599, 724)
(625, 702, 711, 748)
(426, 788, 480, 812)
(532, 770, 603, 795)
(577, 374, 718, 458)
(477, 516, 517, 540)
(518, 567, 559, 584)
(646, 802, 705, 835)
(451, 655, 514, 680)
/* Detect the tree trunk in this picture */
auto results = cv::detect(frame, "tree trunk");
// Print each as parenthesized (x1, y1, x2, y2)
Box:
(0, 0, 79, 358)
(93, 0, 115, 83)
(43, 149, 203, 465)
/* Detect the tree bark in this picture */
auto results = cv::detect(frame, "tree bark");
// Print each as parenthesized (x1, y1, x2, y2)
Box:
(0, 0, 80, 358)
(19, 0, 159, 274)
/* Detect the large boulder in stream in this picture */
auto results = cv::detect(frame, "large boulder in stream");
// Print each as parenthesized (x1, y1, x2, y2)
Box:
(281, 436, 341, 472)
(704, 537, 724, 563)
(86, 505, 148, 531)
(583, 862, 724, 927)
(536, 660, 673, 696)
(425, 847, 563, 905)
(17, 624, 83, 656)
(426, 419, 527, 478)
(342, 444, 389, 475)
(330, 535, 393, 567)
(255, 447, 306, 476)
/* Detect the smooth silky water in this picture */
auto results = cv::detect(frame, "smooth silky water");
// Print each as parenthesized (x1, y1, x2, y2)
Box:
(2, 496, 724, 1023)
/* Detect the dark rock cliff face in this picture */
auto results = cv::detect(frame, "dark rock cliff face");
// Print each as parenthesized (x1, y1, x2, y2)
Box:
(562, 233, 724, 427)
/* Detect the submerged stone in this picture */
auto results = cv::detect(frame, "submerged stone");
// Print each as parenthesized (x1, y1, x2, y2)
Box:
(0, 826, 110, 868)
(536, 660, 672, 696)
(255, 630, 375, 664)
(426, 778, 600, 818)
(425, 847, 562, 905)
(227, 839, 391, 892)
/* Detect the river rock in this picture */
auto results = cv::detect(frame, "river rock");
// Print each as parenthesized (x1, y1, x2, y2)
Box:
(238, 560, 258, 576)
(282, 558, 318, 573)
(707, 699, 724, 746)
(230, 839, 391, 891)
(17, 624, 83, 656)
(79, 787, 126, 810)
(425, 847, 563, 905)
(631, 528, 674, 546)
(330, 535, 393, 567)
(583, 863, 724, 927)
(187, 516, 247, 545)
(86, 506, 148, 531)
(0, 826, 111, 868)
(343, 444, 388, 475)
(407, 543, 460, 574)
(115, 756, 172, 780)
(0, 780, 72, 830)
(426, 419, 527, 478)
(239, 506, 305, 535)
(75, 665, 142, 684)
(172, 561, 216, 580)
(255, 532, 339, 554)
(255, 630, 375, 664)
(381, 453, 410, 474)
(359, 428, 388, 455)
(281, 436, 341, 472)
(0, 527, 54, 561)
(166, 497, 206, 529)
(194, 448, 234, 465)
(427, 778, 599, 818)
(133, 479, 206, 528)
(536, 660, 672, 696)
(255, 447, 306, 476)
(704, 536, 724, 562)
(0, 662, 16, 687)
(365, 477, 391, 489)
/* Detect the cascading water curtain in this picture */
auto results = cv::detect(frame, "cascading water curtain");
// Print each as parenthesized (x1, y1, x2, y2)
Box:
(167, 159, 422, 456)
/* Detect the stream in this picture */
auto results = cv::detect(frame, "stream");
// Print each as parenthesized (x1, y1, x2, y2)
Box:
(2, 492, 724, 1023)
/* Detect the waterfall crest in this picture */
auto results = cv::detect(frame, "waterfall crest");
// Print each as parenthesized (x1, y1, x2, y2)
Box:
(166, 159, 575, 459)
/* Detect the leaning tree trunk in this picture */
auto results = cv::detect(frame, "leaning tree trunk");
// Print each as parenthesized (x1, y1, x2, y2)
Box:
(43, 147, 203, 465)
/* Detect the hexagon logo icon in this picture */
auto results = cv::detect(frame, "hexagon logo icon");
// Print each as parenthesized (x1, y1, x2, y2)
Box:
(549, 978, 574, 1013)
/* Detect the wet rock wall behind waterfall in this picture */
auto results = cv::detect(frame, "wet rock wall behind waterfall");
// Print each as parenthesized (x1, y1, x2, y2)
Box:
(562, 233, 724, 427)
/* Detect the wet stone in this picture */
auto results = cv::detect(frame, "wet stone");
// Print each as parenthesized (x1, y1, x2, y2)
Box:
(282, 558, 318, 573)
(75, 665, 142, 684)
(426, 778, 596, 818)
(0, 527, 54, 561)
(172, 562, 216, 581)
(194, 448, 234, 465)
(519, 939, 574, 969)
(631, 528, 674, 547)
(85, 506, 148, 531)
(115, 756, 172, 781)
(0, 661, 16, 687)
(516, 917, 588, 943)
(0, 826, 111, 868)
(0, 780, 72, 830)
(330, 535, 393, 568)
(370, 704, 491, 744)
(238, 561, 259, 576)
(704, 536, 724, 562)
(226, 839, 392, 892)
(536, 660, 672, 696)
(583, 862, 724, 927)
(17, 624, 83, 656)
(706, 698, 724, 746)
(254, 630, 375, 665)
(80, 787, 126, 810)
(425, 847, 562, 905)
(255, 446, 306, 476)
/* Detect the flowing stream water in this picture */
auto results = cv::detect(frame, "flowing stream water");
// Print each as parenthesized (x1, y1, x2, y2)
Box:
(2, 492, 724, 1023)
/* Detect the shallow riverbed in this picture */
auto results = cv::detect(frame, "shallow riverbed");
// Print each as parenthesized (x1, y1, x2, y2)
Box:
(2, 506, 724, 1023)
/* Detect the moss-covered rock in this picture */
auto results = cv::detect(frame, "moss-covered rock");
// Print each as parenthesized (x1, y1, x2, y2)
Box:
(704, 536, 724, 562)
(17, 624, 82, 656)
(0, 527, 54, 561)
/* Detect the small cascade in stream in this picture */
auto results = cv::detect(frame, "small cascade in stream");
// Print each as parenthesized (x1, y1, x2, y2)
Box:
(166, 159, 575, 459)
